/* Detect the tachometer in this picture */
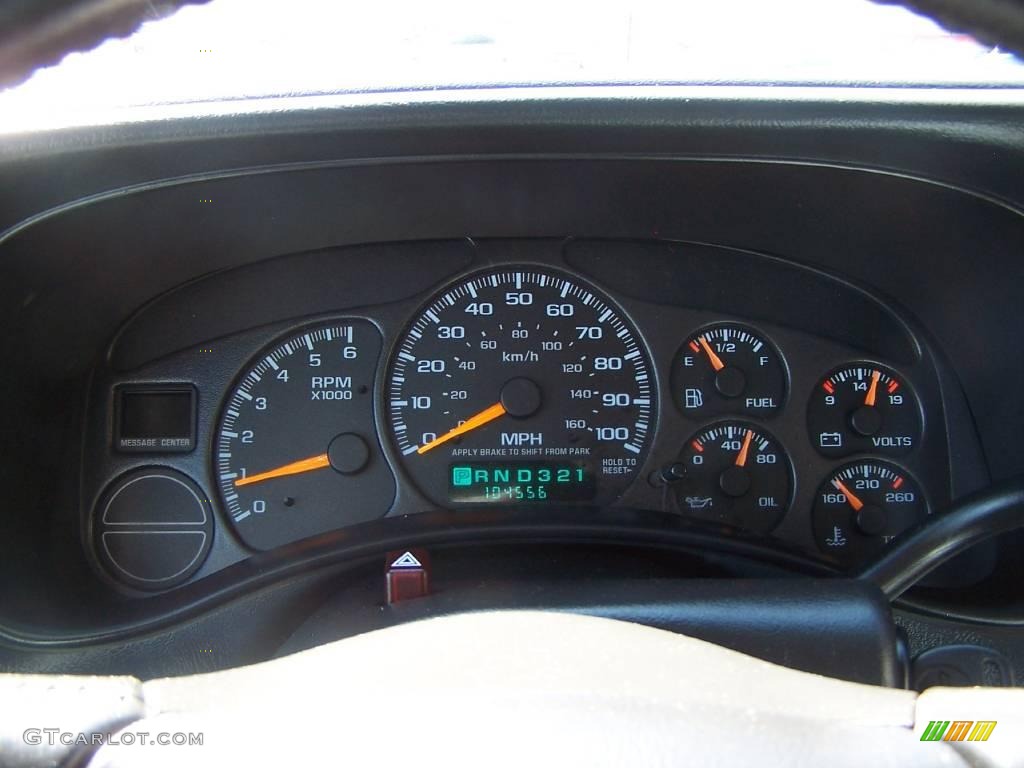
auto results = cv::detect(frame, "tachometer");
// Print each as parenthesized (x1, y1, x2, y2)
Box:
(215, 321, 394, 551)
(387, 267, 655, 506)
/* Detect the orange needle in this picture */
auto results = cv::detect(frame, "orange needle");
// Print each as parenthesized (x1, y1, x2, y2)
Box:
(698, 336, 726, 372)
(735, 429, 754, 467)
(234, 453, 330, 487)
(864, 369, 881, 407)
(832, 479, 864, 511)
(417, 402, 507, 455)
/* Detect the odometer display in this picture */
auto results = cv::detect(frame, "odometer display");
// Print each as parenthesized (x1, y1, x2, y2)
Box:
(388, 267, 655, 507)
(448, 462, 596, 503)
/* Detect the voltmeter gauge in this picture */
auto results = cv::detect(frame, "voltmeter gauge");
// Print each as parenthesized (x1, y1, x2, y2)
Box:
(675, 422, 792, 533)
(813, 461, 928, 566)
(672, 324, 786, 418)
(807, 363, 922, 458)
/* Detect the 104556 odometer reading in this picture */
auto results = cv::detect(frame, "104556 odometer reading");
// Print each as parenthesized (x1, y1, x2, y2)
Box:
(449, 462, 596, 503)
(387, 267, 656, 507)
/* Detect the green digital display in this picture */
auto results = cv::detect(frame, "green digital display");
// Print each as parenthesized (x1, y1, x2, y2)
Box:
(448, 462, 596, 503)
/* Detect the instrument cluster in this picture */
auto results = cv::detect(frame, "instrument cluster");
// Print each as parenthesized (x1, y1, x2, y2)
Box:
(81, 240, 953, 593)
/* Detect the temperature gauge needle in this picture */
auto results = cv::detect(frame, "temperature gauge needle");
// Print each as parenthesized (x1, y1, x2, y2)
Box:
(864, 369, 881, 407)
(831, 478, 864, 511)
(735, 429, 754, 467)
(234, 453, 330, 487)
(417, 402, 507, 455)
(698, 336, 726, 372)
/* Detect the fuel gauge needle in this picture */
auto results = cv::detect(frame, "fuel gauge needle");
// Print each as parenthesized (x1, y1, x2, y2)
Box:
(418, 402, 507, 455)
(234, 453, 330, 487)
(831, 478, 864, 511)
(698, 336, 726, 372)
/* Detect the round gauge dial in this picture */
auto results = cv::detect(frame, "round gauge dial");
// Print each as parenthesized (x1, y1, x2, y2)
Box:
(813, 460, 927, 566)
(387, 267, 655, 507)
(807, 363, 921, 458)
(675, 422, 792, 533)
(215, 321, 394, 551)
(673, 323, 786, 418)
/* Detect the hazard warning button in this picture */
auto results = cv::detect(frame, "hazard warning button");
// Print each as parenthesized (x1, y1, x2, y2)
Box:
(385, 548, 430, 604)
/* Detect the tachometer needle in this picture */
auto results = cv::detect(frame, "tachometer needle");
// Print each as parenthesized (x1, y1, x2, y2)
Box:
(234, 453, 330, 487)
(864, 369, 881, 407)
(831, 478, 864, 511)
(698, 336, 726, 372)
(417, 402, 507, 455)
(735, 429, 754, 467)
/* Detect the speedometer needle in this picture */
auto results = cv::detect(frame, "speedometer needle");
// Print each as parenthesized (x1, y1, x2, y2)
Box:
(831, 478, 864, 511)
(417, 402, 507, 455)
(234, 453, 330, 487)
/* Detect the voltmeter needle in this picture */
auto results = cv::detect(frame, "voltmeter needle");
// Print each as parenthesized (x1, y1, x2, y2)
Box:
(864, 369, 881, 407)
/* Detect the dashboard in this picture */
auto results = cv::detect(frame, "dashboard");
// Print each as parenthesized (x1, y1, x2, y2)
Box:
(1, 88, 1023, 683)
(84, 238, 961, 592)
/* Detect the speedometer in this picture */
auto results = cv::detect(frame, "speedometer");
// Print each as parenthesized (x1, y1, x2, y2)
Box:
(387, 267, 656, 506)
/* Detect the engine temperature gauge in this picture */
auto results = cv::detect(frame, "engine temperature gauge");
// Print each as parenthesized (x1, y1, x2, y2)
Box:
(807, 363, 921, 458)
(813, 461, 928, 566)
(675, 422, 792, 533)
(673, 323, 787, 418)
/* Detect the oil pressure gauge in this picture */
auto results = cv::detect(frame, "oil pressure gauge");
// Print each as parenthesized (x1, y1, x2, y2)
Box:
(807, 363, 922, 458)
(672, 323, 787, 418)
(675, 421, 792, 533)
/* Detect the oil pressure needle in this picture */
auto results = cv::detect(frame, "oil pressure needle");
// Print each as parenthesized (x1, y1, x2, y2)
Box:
(234, 453, 330, 487)
(417, 402, 507, 455)
(734, 429, 754, 467)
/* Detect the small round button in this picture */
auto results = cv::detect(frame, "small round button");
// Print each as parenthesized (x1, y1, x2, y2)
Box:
(856, 505, 888, 536)
(719, 466, 752, 498)
(715, 367, 747, 399)
(500, 377, 543, 419)
(328, 433, 371, 475)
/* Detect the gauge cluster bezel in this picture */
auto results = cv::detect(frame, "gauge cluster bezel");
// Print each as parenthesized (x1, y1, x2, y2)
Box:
(79, 237, 963, 595)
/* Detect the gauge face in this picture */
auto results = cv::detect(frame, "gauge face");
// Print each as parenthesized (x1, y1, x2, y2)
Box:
(215, 321, 394, 551)
(807, 363, 921, 458)
(673, 323, 786, 418)
(813, 460, 927, 566)
(387, 267, 655, 507)
(675, 422, 792, 533)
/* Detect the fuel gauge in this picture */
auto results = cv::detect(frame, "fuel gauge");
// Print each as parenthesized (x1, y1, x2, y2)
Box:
(673, 323, 787, 418)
